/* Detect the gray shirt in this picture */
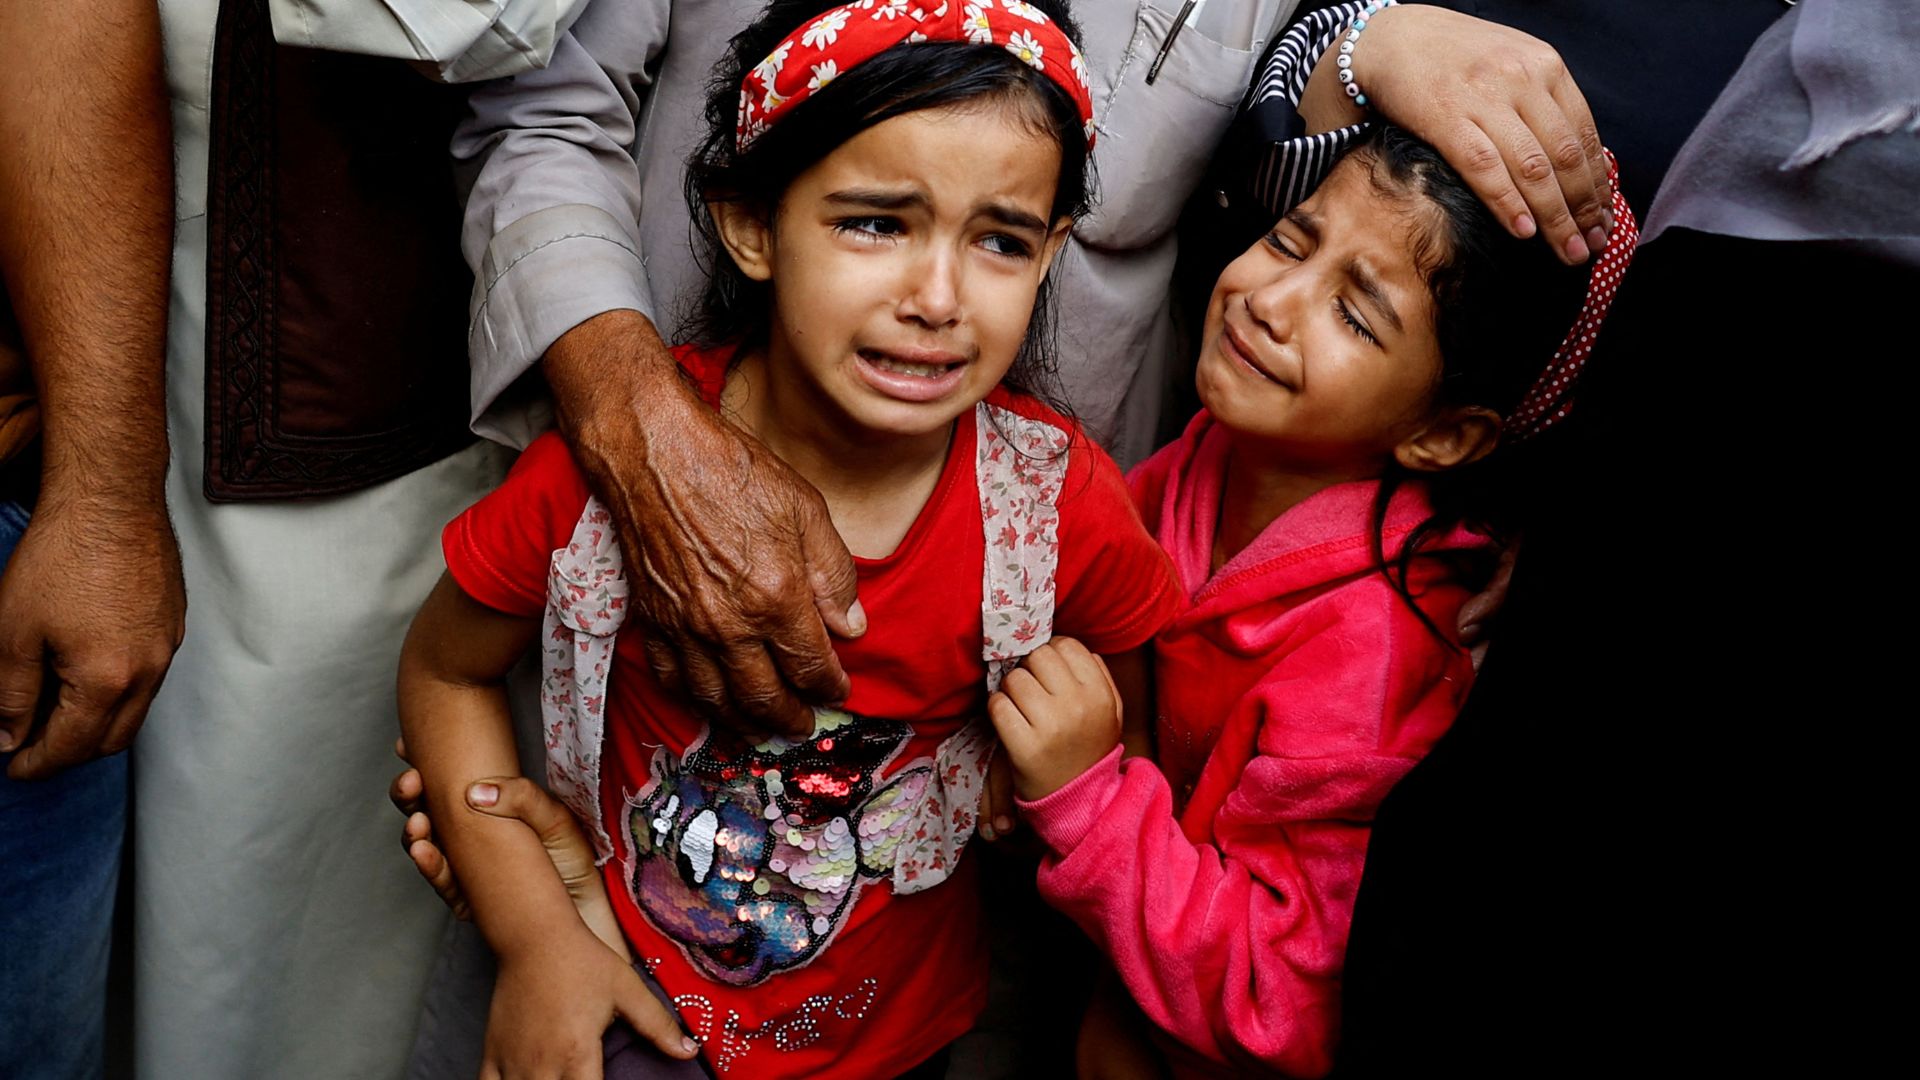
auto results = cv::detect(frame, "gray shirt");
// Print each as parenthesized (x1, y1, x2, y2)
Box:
(456, 0, 1299, 466)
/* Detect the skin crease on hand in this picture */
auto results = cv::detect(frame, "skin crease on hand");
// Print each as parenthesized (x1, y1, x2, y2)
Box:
(546, 309, 864, 740)
(1301, 4, 1613, 266)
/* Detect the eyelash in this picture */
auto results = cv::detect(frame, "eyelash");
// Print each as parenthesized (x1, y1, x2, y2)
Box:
(835, 216, 903, 241)
(833, 217, 1033, 260)
(1264, 231, 1378, 345)
(1333, 299, 1377, 344)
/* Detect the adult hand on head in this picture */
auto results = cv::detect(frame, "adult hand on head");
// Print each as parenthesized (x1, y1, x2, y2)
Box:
(1303, 4, 1613, 265)
(0, 496, 185, 778)
(545, 310, 864, 739)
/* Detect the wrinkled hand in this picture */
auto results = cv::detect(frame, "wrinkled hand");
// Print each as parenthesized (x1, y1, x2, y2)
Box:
(0, 497, 184, 778)
(548, 312, 863, 739)
(388, 742, 625, 956)
(484, 922, 699, 1080)
(1310, 4, 1613, 265)
(988, 639, 1123, 803)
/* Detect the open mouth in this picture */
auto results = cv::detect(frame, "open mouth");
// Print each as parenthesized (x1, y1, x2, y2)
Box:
(855, 348, 969, 403)
(864, 353, 958, 379)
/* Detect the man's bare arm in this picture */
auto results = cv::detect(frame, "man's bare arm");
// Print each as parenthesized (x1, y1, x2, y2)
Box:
(0, 0, 186, 777)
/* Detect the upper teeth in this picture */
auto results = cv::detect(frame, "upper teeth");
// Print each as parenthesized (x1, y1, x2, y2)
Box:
(873, 357, 948, 378)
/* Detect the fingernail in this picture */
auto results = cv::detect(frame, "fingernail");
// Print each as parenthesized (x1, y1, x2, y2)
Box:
(1585, 226, 1608, 253)
(845, 599, 868, 636)
(1602, 206, 1616, 231)
(468, 782, 499, 807)
(0, 734, 13, 753)
(1563, 233, 1590, 263)
(1513, 213, 1536, 239)
(681, 1037, 700, 1056)
(995, 816, 1013, 834)
(980, 823, 998, 842)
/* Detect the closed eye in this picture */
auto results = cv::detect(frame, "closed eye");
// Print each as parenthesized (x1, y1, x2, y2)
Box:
(1263, 231, 1302, 261)
(1333, 298, 1378, 345)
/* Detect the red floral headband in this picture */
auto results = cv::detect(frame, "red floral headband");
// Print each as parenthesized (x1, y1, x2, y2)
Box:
(1506, 150, 1638, 442)
(737, 0, 1097, 152)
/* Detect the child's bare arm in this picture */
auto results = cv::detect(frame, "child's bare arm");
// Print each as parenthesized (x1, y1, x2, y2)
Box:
(398, 574, 699, 1075)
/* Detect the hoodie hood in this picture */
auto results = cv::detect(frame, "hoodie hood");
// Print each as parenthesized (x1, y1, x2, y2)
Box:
(1136, 412, 1492, 631)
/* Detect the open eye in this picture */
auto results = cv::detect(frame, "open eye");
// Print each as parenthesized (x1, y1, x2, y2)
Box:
(979, 233, 1034, 259)
(835, 216, 904, 241)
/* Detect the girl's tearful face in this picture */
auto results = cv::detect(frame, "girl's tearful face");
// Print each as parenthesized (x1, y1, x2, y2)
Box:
(1196, 157, 1451, 475)
(723, 101, 1070, 441)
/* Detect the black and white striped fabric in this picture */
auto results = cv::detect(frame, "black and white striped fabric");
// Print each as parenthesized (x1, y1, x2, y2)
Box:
(1244, 1, 1372, 218)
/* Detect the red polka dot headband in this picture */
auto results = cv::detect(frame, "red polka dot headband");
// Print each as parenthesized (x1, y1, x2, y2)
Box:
(1506, 150, 1637, 442)
(737, 0, 1096, 152)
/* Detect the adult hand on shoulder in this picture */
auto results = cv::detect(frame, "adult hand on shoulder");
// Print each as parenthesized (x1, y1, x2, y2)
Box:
(546, 310, 863, 739)
(0, 495, 185, 778)
(1305, 4, 1612, 265)
(988, 639, 1123, 803)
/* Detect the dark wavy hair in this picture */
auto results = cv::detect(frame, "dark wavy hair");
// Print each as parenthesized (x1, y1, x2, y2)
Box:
(1348, 125, 1593, 639)
(677, 0, 1092, 407)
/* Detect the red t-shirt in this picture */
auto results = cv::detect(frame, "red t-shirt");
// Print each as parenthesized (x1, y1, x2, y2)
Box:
(443, 345, 1181, 1079)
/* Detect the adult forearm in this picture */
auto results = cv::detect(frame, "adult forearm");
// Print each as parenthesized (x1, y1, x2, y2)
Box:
(0, 0, 173, 506)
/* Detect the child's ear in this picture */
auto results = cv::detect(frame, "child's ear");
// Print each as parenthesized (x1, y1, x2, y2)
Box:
(1393, 405, 1502, 473)
(1036, 216, 1074, 278)
(711, 199, 775, 282)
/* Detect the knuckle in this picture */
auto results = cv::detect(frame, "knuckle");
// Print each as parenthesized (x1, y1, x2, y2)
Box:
(1525, 46, 1567, 82)
(1459, 141, 1505, 179)
(1515, 150, 1556, 186)
(1549, 138, 1587, 173)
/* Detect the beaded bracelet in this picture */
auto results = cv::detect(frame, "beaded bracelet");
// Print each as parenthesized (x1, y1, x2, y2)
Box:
(1336, 0, 1398, 109)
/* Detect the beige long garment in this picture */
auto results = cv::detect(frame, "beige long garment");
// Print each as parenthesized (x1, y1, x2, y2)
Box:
(132, 3, 519, 1077)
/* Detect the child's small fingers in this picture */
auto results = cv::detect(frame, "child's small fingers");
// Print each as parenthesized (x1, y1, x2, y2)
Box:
(1019, 643, 1076, 693)
(1089, 654, 1124, 731)
(987, 690, 1034, 747)
(407, 837, 465, 916)
(613, 967, 701, 1061)
(388, 767, 424, 815)
(470, 775, 572, 837)
(403, 810, 433, 847)
(998, 667, 1051, 718)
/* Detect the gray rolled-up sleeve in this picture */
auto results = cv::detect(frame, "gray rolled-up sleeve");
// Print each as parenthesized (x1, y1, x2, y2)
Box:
(454, 0, 671, 449)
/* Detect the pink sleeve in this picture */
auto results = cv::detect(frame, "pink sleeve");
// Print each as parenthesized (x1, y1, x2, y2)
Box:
(1020, 589, 1472, 1076)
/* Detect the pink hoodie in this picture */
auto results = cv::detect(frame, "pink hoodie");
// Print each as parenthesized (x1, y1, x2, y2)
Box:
(1019, 412, 1491, 1077)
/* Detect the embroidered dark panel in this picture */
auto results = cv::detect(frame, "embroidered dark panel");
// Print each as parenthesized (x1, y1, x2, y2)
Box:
(203, 0, 475, 502)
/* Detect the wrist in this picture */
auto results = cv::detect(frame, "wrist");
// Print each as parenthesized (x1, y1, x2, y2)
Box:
(543, 309, 691, 435)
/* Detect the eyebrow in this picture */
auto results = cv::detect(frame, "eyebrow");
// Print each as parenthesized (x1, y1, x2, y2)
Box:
(824, 188, 1047, 233)
(1283, 207, 1405, 336)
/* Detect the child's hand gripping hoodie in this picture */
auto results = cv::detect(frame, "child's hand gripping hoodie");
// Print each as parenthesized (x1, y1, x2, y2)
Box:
(1018, 412, 1491, 1078)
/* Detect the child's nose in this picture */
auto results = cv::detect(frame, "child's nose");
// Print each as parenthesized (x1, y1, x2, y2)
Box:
(899, 248, 962, 328)
(1245, 275, 1300, 343)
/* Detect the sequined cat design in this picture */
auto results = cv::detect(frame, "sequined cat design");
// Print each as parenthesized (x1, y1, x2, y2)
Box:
(625, 708, 943, 986)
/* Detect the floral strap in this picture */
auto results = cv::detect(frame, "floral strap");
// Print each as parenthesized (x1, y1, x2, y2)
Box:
(542, 497, 627, 862)
(540, 401, 1070, 872)
(886, 402, 1069, 893)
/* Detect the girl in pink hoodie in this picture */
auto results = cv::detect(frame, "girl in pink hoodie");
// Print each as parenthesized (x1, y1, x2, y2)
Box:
(985, 125, 1637, 1077)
